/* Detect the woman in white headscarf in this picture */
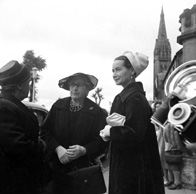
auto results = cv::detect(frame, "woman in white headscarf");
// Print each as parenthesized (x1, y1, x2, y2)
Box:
(100, 51, 165, 194)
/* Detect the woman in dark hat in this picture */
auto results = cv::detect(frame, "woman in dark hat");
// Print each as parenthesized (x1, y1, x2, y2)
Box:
(41, 72, 107, 194)
(0, 60, 45, 194)
(100, 51, 165, 194)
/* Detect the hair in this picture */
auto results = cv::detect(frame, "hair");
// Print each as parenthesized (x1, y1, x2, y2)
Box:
(0, 76, 31, 95)
(0, 85, 18, 94)
(114, 56, 136, 77)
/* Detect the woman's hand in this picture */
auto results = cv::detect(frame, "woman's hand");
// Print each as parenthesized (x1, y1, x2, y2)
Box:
(164, 123, 193, 156)
(55, 145, 70, 164)
(66, 145, 86, 160)
(100, 125, 111, 142)
(164, 123, 180, 146)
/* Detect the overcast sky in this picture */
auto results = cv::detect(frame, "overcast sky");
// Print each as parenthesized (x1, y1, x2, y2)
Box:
(0, 0, 195, 110)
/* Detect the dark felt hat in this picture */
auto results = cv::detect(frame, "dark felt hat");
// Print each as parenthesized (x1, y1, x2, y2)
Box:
(58, 72, 98, 91)
(0, 60, 31, 86)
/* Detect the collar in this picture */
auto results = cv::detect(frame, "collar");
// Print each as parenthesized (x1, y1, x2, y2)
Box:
(119, 82, 145, 102)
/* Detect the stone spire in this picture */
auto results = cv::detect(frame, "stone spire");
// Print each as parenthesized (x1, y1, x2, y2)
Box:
(158, 6, 167, 39)
(153, 6, 171, 100)
(154, 6, 171, 59)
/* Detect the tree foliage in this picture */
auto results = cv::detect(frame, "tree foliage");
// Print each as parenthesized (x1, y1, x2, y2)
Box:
(23, 50, 47, 102)
(91, 87, 104, 106)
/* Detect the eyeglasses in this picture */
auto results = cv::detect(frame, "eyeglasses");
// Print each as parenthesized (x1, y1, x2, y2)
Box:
(69, 82, 85, 88)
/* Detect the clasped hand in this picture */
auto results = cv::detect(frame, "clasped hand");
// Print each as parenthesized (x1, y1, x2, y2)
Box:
(100, 125, 111, 142)
(56, 145, 86, 164)
(67, 145, 86, 160)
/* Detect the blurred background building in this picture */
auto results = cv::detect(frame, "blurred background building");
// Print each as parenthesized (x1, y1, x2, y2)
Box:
(153, 4, 196, 101)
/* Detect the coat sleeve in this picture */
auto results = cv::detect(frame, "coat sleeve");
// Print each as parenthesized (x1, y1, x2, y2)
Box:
(40, 103, 60, 160)
(110, 93, 151, 150)
(0, 103, 43, 158)
(84, 108, 108, 159)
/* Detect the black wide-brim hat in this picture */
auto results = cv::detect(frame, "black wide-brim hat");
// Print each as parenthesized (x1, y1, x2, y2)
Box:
(58, 72, 98, 91)
(0, 60, 31, 86)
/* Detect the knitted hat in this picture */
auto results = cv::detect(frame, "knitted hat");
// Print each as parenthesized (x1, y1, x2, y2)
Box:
(0, 60, 31, 86)
(123, 51, 149, 77)
(59, 72, 98, 91)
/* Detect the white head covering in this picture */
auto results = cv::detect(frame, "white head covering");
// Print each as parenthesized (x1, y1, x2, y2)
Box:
(123, 51, 149, 77)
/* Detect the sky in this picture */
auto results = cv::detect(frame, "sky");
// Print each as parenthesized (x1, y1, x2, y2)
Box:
(0, 0, 195, 110)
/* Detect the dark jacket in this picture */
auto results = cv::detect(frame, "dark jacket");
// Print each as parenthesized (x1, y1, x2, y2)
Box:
(108, 82, 165, 194)
(41, 97, 107, 176)
(0, 94, 44, 194)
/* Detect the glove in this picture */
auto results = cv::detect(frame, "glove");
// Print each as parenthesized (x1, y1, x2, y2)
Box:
(56, 145, 70, 164)
(100, 125, 111, 142)
(66, 145, 86, 160)
(106, 112, 125, 126)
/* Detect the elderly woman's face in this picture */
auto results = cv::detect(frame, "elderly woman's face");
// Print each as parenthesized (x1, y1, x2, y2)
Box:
(112, 60, 133, 88)
(69, 77, 89, 101)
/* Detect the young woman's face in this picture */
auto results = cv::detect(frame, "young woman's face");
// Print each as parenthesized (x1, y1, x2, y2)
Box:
(112, 60, 133, 88)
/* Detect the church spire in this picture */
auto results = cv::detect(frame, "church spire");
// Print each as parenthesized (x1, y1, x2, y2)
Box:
(154, 6, 171, 61)
(153, 6, 171, 100)
(158, 6, 167, 39)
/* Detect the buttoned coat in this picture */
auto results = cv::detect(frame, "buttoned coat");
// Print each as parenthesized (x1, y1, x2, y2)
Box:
(0, 94, 44, 194)
(41, 97, 107, 193)
(108, 82, 165, 194)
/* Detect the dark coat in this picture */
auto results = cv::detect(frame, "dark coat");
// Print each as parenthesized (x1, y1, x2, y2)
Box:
(41, 97, 107, 193)
(0, 94, 44, 194)
(108, 82, 165, 194)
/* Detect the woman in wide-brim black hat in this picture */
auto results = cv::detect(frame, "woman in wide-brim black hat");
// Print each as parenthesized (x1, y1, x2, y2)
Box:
(41, 72, 108, 194)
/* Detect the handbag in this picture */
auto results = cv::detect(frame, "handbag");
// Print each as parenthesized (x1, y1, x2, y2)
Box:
(165, 149, 182, 164)
(67, 164, 107, 194)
